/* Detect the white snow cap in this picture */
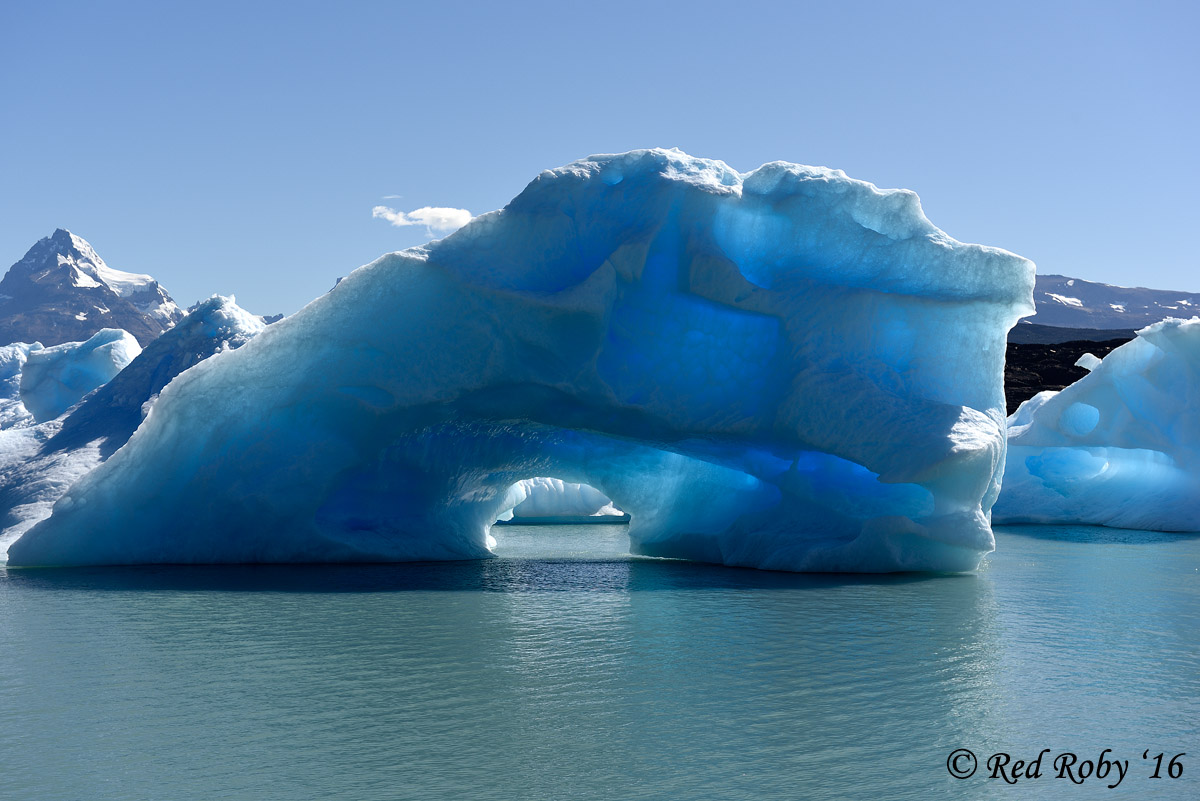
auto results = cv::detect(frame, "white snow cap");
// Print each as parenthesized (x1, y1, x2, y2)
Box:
(37, 229, 184, 326)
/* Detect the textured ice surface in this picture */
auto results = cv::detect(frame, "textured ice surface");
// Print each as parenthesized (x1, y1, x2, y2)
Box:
(9, 149, 1034, 570)
(18, 330, 140, 422)
(0, 297, 264, 554)
(0, 342, 40, 429)
(995, 317, 1200, 530)
(497, 477, 624, 521)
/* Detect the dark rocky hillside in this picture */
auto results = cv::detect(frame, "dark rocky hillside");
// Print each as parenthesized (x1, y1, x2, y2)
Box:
(1004, 336, 1132, 414)
(1008, 321, 1136, 344)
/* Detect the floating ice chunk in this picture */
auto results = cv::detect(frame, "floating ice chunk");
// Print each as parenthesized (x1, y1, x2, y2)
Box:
(18, 330, 140, 422)
(0, 342, 41, 429)
(0, 297, 264, 556)
(995, 317, 1200, 530)
(9, 149, 1034, 570)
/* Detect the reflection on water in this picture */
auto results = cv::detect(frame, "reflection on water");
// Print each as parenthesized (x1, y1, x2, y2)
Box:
(0, 525, 1195, 800)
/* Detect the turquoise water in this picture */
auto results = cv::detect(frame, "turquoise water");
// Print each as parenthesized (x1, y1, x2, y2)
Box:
(0, 524, 1197, 800)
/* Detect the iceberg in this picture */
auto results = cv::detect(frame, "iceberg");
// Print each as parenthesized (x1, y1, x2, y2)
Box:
(0, 297, 264, 553)
(994, 317, 1200, 531)
(0, 342, 40, 429)
(8, 149, 1034, 570)
(18, 329, 141, 423)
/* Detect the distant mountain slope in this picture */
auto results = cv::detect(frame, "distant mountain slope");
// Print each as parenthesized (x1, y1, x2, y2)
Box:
(0, 229, 184, 347)
(1027, 274, 1200, 329)
(1007, 322, 1136, 344)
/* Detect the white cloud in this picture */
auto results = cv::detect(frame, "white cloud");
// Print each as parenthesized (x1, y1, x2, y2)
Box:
(372, 205, 473, 236)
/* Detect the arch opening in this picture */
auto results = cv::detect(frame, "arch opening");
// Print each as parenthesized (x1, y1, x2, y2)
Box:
(493, 477, 630, 526)
(488, 477, 631, 560)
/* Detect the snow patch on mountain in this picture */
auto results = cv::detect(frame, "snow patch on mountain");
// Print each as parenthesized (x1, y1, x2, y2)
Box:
(1026, 274, 1200, 330)
(1046, 293, 1083, 308)
(61, 230, 183, 325)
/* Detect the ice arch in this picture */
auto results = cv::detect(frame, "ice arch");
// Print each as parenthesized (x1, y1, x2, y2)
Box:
(8, 149, 1034, 571)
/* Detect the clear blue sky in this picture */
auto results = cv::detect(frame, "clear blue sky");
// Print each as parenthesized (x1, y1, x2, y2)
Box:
(2, 0, 1196, 314)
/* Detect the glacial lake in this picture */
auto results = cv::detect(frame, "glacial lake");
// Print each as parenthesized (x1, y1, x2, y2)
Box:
(1, 524, 1197, 800)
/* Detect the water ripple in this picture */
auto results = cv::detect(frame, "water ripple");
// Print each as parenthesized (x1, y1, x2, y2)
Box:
(0, 524, 1196, 800)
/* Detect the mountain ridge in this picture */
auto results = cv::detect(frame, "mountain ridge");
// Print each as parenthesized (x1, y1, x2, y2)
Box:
(1026, 273, 1200, 330)
(0, 229, 184, 347)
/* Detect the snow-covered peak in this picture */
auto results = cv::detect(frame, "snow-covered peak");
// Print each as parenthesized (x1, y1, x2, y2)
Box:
(58, 231, 159, 298)
(44, 230, 180, 317)
(1, 230, 185, 346)
(37, 229, 115, 283)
